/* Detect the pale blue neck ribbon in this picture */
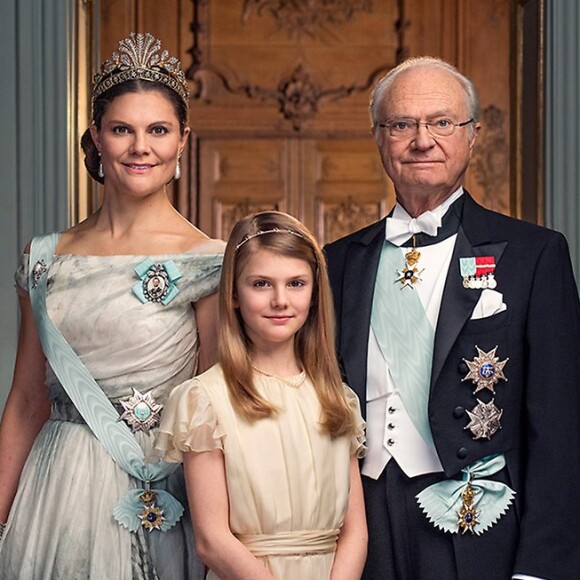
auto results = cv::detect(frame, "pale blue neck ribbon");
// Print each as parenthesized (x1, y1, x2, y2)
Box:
(416, 453, 516, 535)
(371, 241, 435, 447)
(29, 234, 183, 532)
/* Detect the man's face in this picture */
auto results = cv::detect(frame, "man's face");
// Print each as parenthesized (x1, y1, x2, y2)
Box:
(374, 67, 480, 207)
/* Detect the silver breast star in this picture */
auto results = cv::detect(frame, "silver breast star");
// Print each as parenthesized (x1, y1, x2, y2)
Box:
(462, 346, 508, 394)
(465, 399, 503, 440)
(118, 388, 163, 433)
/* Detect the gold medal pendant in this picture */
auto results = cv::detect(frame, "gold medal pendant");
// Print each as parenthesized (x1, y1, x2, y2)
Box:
(457, 482, 479, 534)
(396, 236, 424, 289)
(138, 485, 165, 532)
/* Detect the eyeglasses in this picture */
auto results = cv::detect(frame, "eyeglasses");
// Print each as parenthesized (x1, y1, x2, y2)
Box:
(377, 117, 475, 139)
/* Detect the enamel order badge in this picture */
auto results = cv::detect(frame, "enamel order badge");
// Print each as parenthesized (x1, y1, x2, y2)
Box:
(462, 346, 509, 394)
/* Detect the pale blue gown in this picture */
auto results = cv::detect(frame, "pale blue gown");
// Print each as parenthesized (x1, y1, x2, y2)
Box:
(0, 238, 224, 580)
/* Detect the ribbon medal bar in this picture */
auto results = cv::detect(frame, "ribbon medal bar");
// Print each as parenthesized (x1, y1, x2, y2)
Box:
(460, 256, 497, 289)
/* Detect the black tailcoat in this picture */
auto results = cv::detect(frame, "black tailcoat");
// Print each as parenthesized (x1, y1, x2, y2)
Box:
(325, 193, 580, 580)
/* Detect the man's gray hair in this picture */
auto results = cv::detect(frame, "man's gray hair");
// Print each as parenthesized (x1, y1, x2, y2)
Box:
(370, 56, 479, 131)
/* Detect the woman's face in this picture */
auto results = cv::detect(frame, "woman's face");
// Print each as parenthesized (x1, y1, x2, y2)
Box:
(90, 90, 189, 199)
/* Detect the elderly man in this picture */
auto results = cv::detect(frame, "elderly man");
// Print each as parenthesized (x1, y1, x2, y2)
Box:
(325, 56, 580, 580)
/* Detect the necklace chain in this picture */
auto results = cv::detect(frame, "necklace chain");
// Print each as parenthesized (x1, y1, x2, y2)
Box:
(251, 365, 306, 388)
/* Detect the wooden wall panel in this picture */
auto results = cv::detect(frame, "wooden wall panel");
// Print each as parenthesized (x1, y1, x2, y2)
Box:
(404, 0, 450, 60)
(99, 0, 191, 66)
(95, 0, 519, 242)
(403, 0, 511, 214)
(200, 139, 291, 238)
(459, 0, 511, 214)
(305, 139, 393, 244)
(188, 0, 399, 136)
(99, 0, 137, 57)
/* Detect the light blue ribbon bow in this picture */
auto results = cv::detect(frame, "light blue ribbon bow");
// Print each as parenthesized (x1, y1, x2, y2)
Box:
(113, 489, 184, 533)
(416, 453, 516, 535)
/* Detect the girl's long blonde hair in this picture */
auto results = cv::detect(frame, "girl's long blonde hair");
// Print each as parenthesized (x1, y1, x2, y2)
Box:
(219, 211, 355, 437)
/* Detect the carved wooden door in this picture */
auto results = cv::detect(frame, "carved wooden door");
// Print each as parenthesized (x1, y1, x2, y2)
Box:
(98, 0, 514, 242)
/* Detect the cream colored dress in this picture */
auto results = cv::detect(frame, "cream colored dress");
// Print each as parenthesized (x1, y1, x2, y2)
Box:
(157, 364, 365, 580)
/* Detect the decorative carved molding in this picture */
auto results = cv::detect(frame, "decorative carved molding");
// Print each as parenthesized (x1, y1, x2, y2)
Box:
(322, 196, 382, 243)
(471, 105, 509, 212)
(241, 0, 374, 41)
(189, 59, 389, 131)
(186, 0, 399, 130)
(220, 199, 277, 238)
(395, 0, 410, 64)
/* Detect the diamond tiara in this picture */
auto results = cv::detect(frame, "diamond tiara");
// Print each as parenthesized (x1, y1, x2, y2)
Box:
(235, 228, 307, 251)
(92, 32, 190, 105)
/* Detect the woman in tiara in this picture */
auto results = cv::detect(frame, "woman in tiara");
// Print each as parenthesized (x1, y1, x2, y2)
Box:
(0, 33, 222, 579)
(157, 211, 368, 579)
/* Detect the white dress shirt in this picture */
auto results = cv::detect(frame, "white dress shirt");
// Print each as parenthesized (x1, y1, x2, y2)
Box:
(362, 189, 462, 479)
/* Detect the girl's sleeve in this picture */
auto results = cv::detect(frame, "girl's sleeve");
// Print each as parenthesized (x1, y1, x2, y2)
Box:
(156, 378, 225, 463)
(344, 384, 367, 459)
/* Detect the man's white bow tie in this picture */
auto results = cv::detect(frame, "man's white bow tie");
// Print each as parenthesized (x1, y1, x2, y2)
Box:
(386, 208, 443, 246)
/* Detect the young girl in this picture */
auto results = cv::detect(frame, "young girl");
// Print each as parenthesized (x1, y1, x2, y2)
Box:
(157, 211, 367, 579)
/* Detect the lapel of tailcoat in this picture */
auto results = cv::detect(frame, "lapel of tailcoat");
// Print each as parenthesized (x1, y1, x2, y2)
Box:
(339, 219, 386, 411)
(430, 193, 508, 390)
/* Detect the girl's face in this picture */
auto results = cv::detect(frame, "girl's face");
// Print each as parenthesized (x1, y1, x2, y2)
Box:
(235, 248, 314, 354)
(90, 90, 189, 199)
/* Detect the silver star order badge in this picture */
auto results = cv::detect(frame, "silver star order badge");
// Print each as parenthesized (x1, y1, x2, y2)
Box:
(462, 346, 508, 394)
(118, 388, 163, 433)
(465, 399, 503, 440)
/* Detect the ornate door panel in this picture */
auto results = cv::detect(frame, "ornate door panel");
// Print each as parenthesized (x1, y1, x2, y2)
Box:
(304, 139, 393, 245)
(97, 0, 515, 241)
(199, 137, 391, 242)
(199, 138, 293, 239)
(187, 0, 399, 241)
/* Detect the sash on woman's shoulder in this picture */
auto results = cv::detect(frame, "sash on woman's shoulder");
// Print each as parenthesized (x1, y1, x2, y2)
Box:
(28, 234, 183, 533)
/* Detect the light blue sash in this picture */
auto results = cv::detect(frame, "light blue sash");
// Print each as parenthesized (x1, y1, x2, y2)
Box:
(28, 234, 183, 532)
(371, 241, 515, 535)
(371, 241, 435, 446)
